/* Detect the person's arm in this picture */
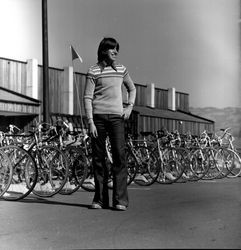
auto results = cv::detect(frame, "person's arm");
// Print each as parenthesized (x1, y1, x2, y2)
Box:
(123, 72, 136, 106)
(84, 72, 98, 137)
(123, 71, 136, 120)
(84, 73, 95, 121)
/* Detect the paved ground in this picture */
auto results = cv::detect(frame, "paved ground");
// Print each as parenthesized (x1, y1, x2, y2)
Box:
(0, 177, 241, 249)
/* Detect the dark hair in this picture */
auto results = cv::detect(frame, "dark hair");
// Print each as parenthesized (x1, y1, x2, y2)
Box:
(97, 37, 119, 63)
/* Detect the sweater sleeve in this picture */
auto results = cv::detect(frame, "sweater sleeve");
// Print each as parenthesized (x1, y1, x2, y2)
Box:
(84, 70, 95, 121)
(123, 70, 136, 106)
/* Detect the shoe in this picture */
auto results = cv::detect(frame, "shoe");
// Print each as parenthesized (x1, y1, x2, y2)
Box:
(114, 204, 127, 211)
(164, 172, 176, 181)
(82, 178, 95, 190)
(182, 173, 189, 179)
(90, 202, 102, 209)
(84, 177, 95, 185)
(82, 182, 95, 190)
(134, 174, 148, 183)
(90, 202, 109, 209)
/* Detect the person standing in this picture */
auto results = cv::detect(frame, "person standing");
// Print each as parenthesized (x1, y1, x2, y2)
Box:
(84, 37, 136, 211)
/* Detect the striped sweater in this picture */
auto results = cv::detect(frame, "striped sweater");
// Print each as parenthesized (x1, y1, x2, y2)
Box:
(84, 63, 136, 121)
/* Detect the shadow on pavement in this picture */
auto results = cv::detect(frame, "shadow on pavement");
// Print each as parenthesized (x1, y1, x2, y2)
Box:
(11, 197, 90, 208)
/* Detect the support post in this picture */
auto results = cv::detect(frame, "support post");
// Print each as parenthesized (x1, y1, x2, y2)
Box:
(63, 66, 74, 115)
(168, 87, 176, 111)
(146, 83, 155, 108)
(26, 59, 38, 99)
(42, 0, 50, 123)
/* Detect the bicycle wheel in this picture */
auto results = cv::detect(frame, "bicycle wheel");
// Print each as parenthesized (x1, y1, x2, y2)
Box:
(0, 148, 13, 198)
(226, 158, 241, 178)
(1, 145, 38, 201)
(81, 155, 95, 192)
(156, 147, 186, 184)
(133, 145, 160, 186)
(178, 149, 198, 182)
(226, 150, 241, 178)
(126, 148, 138, 185)
(59, 146, 88, 195)
(32, 145, 69, 197)
(220, 148, 241, 178)
(202, 148, 225, 180)
(108, 146, 138, 188)
(154, 148, 173, 184)
(187, 147, 212, 181)
(231, 149, 241, 177)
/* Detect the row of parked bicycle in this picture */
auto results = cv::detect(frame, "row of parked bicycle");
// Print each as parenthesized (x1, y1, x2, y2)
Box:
(0, 119, 240, 201)
(82, 126, 241, 191)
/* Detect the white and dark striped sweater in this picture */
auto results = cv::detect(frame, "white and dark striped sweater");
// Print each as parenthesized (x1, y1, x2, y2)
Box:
(84, 63, 136, 121)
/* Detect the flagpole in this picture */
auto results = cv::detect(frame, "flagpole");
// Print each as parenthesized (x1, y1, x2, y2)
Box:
(73, 64, 86, 134)
(70, 46, 86, 135)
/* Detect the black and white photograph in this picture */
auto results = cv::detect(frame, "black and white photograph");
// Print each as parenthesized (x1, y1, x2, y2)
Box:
(0, 0, 241, 249)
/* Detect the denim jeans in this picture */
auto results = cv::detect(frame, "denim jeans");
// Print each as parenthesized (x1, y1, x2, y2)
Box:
(92, 114, 128, 207)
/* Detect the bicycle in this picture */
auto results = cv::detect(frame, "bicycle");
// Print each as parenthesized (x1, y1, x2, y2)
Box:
(212, 128, 241, 179)
(21, 122, 70, 198)
(0, 125, 38, 201)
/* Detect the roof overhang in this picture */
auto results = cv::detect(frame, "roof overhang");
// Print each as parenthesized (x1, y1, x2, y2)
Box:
(0, 111, 39, 117)
(0, 86, 40, 106)
(0, 86, 40, 116)
(133, 106, 214, 124)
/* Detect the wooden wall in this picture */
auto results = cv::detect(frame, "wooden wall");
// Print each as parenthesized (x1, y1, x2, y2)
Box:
(0, 58, 27, 94)
(0, 57, 213, 135)
(137, 115, 213, 136)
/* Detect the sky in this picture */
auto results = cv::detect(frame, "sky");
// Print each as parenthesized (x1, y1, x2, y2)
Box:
(0, 0, 240, 108)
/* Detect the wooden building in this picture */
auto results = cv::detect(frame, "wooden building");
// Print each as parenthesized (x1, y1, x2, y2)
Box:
(0, 57, 214, 135)
(126, 83, 214, 136)
(0, 58, 41, 132)
(0, 86, 40, 132)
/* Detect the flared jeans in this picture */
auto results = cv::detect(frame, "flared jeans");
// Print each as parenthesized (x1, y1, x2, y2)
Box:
(91, 114, 128, 207)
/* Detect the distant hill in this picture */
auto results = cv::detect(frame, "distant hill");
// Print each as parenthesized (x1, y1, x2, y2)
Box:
(189, 107, 241, 147)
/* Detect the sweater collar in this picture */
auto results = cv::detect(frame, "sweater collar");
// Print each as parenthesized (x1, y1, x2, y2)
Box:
(99, 61, 117, 72)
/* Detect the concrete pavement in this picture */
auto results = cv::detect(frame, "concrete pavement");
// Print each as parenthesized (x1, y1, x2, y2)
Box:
(0, 177, 241, 249)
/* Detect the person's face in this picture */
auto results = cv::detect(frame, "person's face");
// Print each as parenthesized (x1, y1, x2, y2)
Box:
(105, 47, 118, 63)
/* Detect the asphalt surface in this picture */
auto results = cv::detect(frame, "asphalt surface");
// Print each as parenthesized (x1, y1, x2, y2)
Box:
(0, 177, 241, 249)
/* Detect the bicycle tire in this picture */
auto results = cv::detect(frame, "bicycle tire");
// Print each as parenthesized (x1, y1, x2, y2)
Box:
(1, 145, 38, 201)
(156, 147, 186, 184)
(202, 147, 225, 180)
(153, 148, 173, 184)
(187, 147, 213, 181)
(0, 148, 13, 198)
(220, 148, 241, 178)
(133, 145, 160, 186)
(31, 145, 69, 197)
(226, 151, 241, 178)
(59, 146, 88, 195)
(125, 147, 138, 185)
(81, 154, 95, 192)
(179, 149, 199, 182)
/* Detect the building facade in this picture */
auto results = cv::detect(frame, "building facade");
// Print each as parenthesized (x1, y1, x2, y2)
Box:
(0, 57, 214, 135)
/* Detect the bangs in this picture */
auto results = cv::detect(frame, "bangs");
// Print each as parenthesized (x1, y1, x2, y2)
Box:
(104, 39, 119, 51)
